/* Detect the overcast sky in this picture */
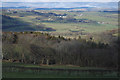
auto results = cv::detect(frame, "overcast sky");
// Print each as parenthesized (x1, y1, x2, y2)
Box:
(1, 0, 120, 2)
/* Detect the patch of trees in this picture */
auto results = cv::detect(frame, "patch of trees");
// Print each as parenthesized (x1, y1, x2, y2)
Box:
(31, 10, 67, 17)
(39, 15, 98, 24)
(27, 11, 97, 23)
(2, 32, 118, 68)
(100, 11, 119, 13)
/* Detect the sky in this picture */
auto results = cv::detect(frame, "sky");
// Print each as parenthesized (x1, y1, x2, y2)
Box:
(1, 0, 120, 2)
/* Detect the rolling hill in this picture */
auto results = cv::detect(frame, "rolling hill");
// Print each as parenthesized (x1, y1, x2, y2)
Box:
(2, 15, 56, 32)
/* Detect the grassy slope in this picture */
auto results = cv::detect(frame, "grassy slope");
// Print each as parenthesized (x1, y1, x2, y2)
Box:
(2, 15, 55, 32)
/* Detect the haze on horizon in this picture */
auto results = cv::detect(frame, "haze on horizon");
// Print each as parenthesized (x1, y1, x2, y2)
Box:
(1, 0, 119, 2)
(1, 2, 118, 9)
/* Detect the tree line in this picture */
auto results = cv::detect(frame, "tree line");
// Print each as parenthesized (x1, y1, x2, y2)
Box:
(2, 32, 118, 68)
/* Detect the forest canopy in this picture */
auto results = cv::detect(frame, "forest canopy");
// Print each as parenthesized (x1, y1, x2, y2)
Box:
(2, 32, 118, 68)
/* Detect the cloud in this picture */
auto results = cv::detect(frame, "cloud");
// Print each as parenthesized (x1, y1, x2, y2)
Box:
(1, 0, 120, 2)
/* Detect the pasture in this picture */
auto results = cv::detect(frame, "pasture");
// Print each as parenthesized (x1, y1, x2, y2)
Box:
(2, 62, 118, 78)
(3, 10, 118, 35)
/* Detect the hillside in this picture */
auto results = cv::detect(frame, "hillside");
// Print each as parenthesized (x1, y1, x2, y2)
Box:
(2, 15, 56, 32)
(2, 32, 118, 68)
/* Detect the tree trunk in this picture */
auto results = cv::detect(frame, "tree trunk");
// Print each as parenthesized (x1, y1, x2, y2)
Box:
(46, 59, 49, 65)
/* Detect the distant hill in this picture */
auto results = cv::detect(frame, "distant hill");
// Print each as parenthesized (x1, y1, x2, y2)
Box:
(34, 7, 94, 10)
(1, 2, 118, 10)
(2, 6, 30, 9)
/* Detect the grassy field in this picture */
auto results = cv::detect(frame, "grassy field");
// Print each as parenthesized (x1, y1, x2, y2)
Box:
(2, 10, 118, 40)
(3, 62, 106, 70)
(2, 62, 118, 78)
(4, 10, 118, 34)
(43, 22, 117, 33)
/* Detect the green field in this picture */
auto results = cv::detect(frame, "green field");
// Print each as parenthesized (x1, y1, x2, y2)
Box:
(3, 10, 118, 37)
(2, 62, 118, 78)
